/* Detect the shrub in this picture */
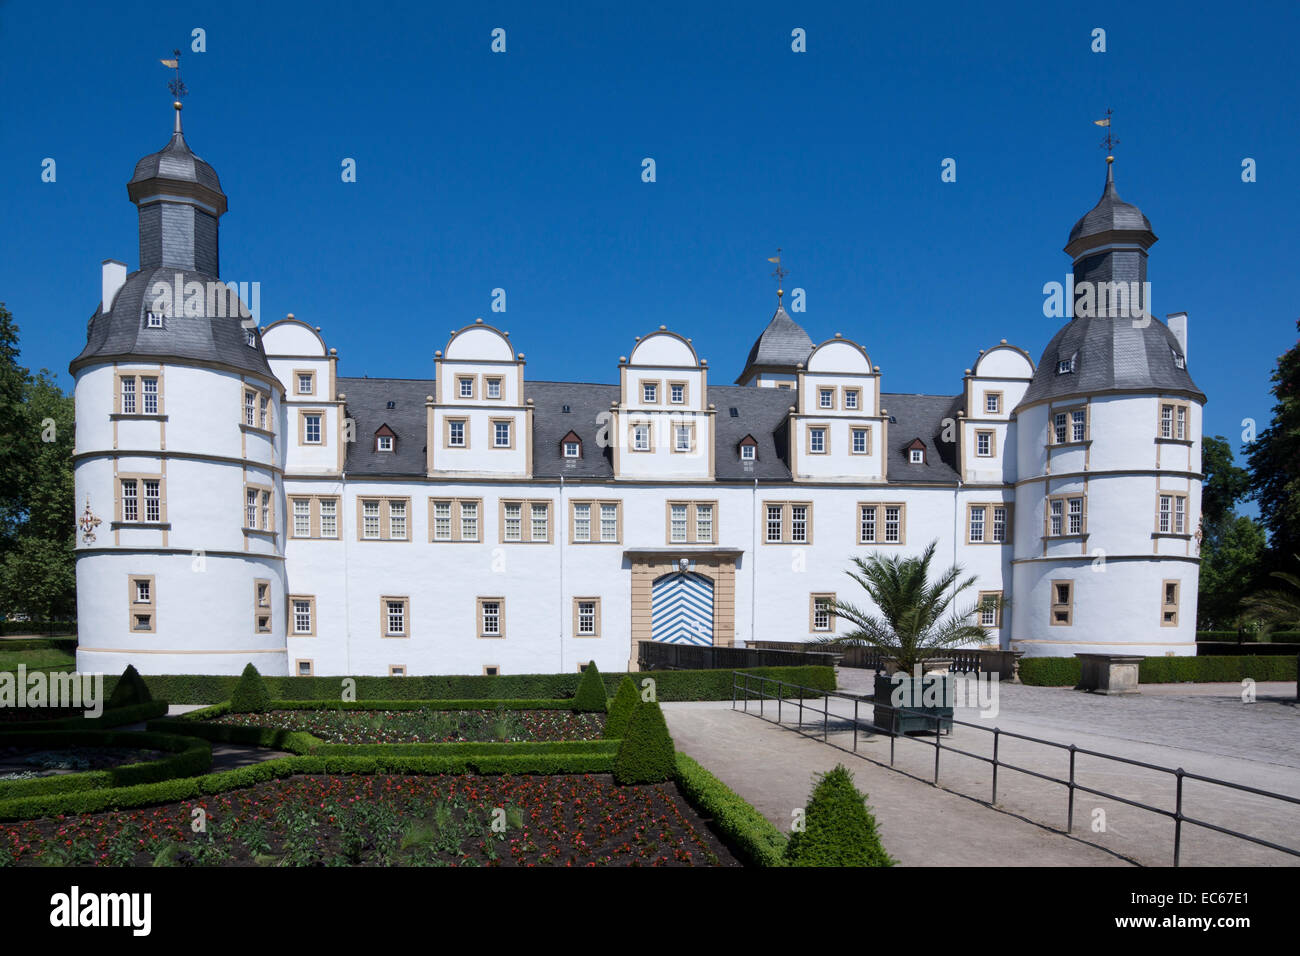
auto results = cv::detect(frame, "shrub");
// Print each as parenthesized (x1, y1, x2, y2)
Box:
(106, 664, 153, 709)
(230, 663, 272, 713)
(571, 662, 607, 713)
(784, 764, 893, 867)
(613, 701, 676, 784)
(674, 753, 787, 867)
(604, 676, 640, 738)
(1018, 657, 1082, 687)
(1139, 655, 1297, 683)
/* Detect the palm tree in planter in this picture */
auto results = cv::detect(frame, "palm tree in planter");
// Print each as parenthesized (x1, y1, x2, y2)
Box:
(810, 540, 1000, 735)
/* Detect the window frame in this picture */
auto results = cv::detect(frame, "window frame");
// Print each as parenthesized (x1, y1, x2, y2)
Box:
(570, 499, 622, 544)
(1049, 404, 1089, 446)
(381, 596, 410, 638)
(975, 429, 996, 458)
(355, 496, 412, 541)
(841, 387, 862, 411)
(641, 380, 661, 405)
(667, 380, 688, 405)
(477, 596, 506, 639)
(671, 421, 697, 454)
(1045, 494, 1087, 539)
(977, 590, 1002, 628)
(293, 370, 316, 396)
(573, 597, 602, 638)
(128, 574, 156, 634)
(444, 417, 469, 449)
(665, 500, 718, 545)
(806, 424, 830, 455)
(115, 473, 168, 526)
(762, 501, 815, 545)
(298, 409, 325, 446)
(984, 391, 1002, 415)
(289, 594, 317, 637)
(1161, 579, 1180, 627)
(254, 578, 273, 634)
(1050, 580, 1074, 626)
(850, 426, 872, 456)
(809, 593, 836, 634)
(490, 417, 515, 450)
(1157, 400, 1192, 443)
(499, 499, 553, 543)
(115, 370, 166, 418)
(1155, 491, 1190, 536)
(857, 502, 906, 545)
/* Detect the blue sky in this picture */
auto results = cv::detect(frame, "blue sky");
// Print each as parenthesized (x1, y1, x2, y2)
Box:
(2, 0, 1296, 465)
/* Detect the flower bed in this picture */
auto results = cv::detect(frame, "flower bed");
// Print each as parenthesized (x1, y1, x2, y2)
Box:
(0, 745, 166, 780)
(0, 773, 740, 867)
(206, 708, 605, 744)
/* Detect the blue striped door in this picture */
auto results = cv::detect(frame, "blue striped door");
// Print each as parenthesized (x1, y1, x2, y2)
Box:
(651, 572, 714, 645)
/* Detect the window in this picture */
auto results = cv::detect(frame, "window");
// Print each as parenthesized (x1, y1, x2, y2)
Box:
(969, 505, 985, 543)
(851, 427, 870, 455)
(117, 475, 166, 525)
(632, 423, 651, 452)
(909, 448, 924, 464)
(447, 419, 467, 447)
(485, 377, 503, 400)
(1159, 402, 1189, 441)
(857, 503, 905, 544)
(288, 496, 339, 539)
(985, 392, 1001, 414)
(298, 411, 323, 445)
(741, 443, 756, 461)
(146, 311, 163, 328)
(642, 382, 659, 404)
(669, 382, 686, 404)
(991, 505, 1008, 543)
(763, 501, 813, 544)
(245, 328, 258, 348)
(296, 371, 314, 395)
(357, 497, 410, 540)
(460, 500, 479, 540)
(478, 597, 505, 638)
(571, 501, 620, 543)
(431, 500, 452, 540)
(975, 430, 995, 457)
(842, 388, 861, 410)
(977, 591, 1001, 628)
(808, 426, 827, 455)
(492, 419, 513, 448)
(810, 594, 835, 633)
(428, 498, 482, 542)
(500, 499, 551, 543)
(1161, 580, 1180, 626)
(243, 484, 274, 533)
(458, 377, 475, 399)
(254, 579, 272, 633)
(117, 372, 164, 416)
(574, 597, 601, 637)
(673, 423, 695, 453)
(483, 665, 500, 676)
(563, 440, 581, 458)
(290, 596, 315, 636)
(1050, 580, 1073, 626)
(377, 434, 394, 452)
(295, 660, 314, 676)
(1057, 354, 1076, 374)
(1172, 349, 1185, 370)
(389, 666, 407, 677)
(666, 501, 716, 544)
(243, 386, 272, 430)
(1046, 495, 1085, 537)
(1157, 493, 1189, 535)
(382, 597, 409, 637)
(819, 388, 835, 409)
(1051, 406, 1087, 445)
(128, 574, 155, 633)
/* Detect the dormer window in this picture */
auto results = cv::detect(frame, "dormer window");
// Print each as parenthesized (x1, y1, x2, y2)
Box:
(1056, 352, 1077, 374)
(741, 444, 755, 461)
(560, 430, 582, 459)
(244, 328, 257, 348)
(145, 311, 163, 329)
(377, 435, 393, 452)
(910, 449, 923, 464)
(1171, 348, 1185, 370)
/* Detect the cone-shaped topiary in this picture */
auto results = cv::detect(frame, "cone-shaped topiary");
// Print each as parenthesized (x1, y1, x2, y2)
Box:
(784, 764, 894, 867)
(571, 661, 607, 713)
(106, 664, 153, 709)
(230, 662, 272, 713)
(604, 675, 640, 738)
(613, 700, 676, 784)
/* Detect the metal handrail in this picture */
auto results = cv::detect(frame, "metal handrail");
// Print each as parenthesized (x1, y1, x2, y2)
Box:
(730, 670, 1300, 866)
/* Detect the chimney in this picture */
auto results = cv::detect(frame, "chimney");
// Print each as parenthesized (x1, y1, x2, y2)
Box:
(101, 260, 128, 314)
(1166, 312, 1188, 363)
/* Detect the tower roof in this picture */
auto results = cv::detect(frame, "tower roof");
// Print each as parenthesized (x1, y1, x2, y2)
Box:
(735, 303, 814, 383)
(126, 106, 227, 214)
(1065, 162, 1153, 253)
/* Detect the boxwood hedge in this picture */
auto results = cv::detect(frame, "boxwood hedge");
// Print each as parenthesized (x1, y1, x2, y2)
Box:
(1018, 655, 1298, 686)
(0, 730, 211, 801)
(673, 752, 787, 867)
(1, 699, 168, 731)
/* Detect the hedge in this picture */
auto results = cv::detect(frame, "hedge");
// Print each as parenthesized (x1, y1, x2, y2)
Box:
(673, 752, 788, 867)
(0, 623, 76, 638)
(0, 750, 619, 821)
(613, 701, 676, 784)
(105, 665, 837, 705)
(106, 664, 152, 709)
(1019, 655, 1299, 686)
(230, 663, 272, 713)
(0, 637, 78, 652)
(783, 764, 893, 867)
(605, 677, 640, 739)
(1197, 631, 1300, 643)
(0, 730, 211, 801)
(2, 699, 168, 731)
(145, 717, 322, 754)
(571, 662, 608, 713)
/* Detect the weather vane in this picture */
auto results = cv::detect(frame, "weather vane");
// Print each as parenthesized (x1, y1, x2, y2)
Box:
(161, 50, 187, 102)
(766, 249, 788, 301)
(1094, 108, 1118, 161)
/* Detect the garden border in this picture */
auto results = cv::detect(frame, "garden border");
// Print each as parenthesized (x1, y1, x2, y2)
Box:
(0, 730, 212, 801)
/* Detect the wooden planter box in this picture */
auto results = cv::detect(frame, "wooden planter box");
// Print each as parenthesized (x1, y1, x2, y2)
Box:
(873, 672, 954, 735)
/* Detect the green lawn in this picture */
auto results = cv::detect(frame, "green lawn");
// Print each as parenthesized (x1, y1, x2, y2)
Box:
(0, 648, 76, 673)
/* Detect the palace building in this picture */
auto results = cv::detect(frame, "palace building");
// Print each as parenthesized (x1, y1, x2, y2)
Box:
(71, 104, 1205, 676)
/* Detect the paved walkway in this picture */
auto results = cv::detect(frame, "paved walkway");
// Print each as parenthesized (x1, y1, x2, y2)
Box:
(122, 705, 289, 772)
(665, 674, 1300, 867)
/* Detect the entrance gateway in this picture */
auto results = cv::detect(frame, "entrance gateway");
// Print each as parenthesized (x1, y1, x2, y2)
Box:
(650, 571, 714, 645)
(625, 549, 741, 669)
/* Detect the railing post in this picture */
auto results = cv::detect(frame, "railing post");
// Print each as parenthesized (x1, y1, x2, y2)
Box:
(777, 680, 782, 724)
(823, 694, 829, 741)
(743, 673, 750, 713)
(1067, 745, 1077, 833)
(991, 727, 1000, 805)
(933, 712, 941, 784)
(759, 675, 765, 718)
(1174, 768, 1185, 867)
(853, 698, 859, 752)
(732, 671, 736, 711)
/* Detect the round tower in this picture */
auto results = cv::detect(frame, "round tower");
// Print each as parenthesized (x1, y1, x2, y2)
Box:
(71, 102, 288, 676)
(1010, 160, 1205, 658)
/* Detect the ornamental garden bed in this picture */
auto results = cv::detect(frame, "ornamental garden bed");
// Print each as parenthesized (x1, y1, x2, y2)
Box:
(205, 708, 606, 744)
(0, 745, 167, 780)
(0, 772, 740, 867)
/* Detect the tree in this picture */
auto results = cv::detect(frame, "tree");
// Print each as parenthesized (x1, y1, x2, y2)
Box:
(1198, 436, 1267, 629)
(810, 540, 995, 671)
(1241, 556, 1300, 635)
(1246, 322, 1300, 565)
(0, 304, 30, 550)
(784, 764, 893, 867)
(0, 537, 76, 621)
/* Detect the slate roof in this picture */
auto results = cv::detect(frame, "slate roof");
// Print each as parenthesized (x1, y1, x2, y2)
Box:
(339, 376, 966, 485)
(128, 127, 224, 196)
(1067, 165, 1153, 247)
(1019, 315, 1202, 407)
(736, 305, 814, 382)
(70, 266, 275, 378)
